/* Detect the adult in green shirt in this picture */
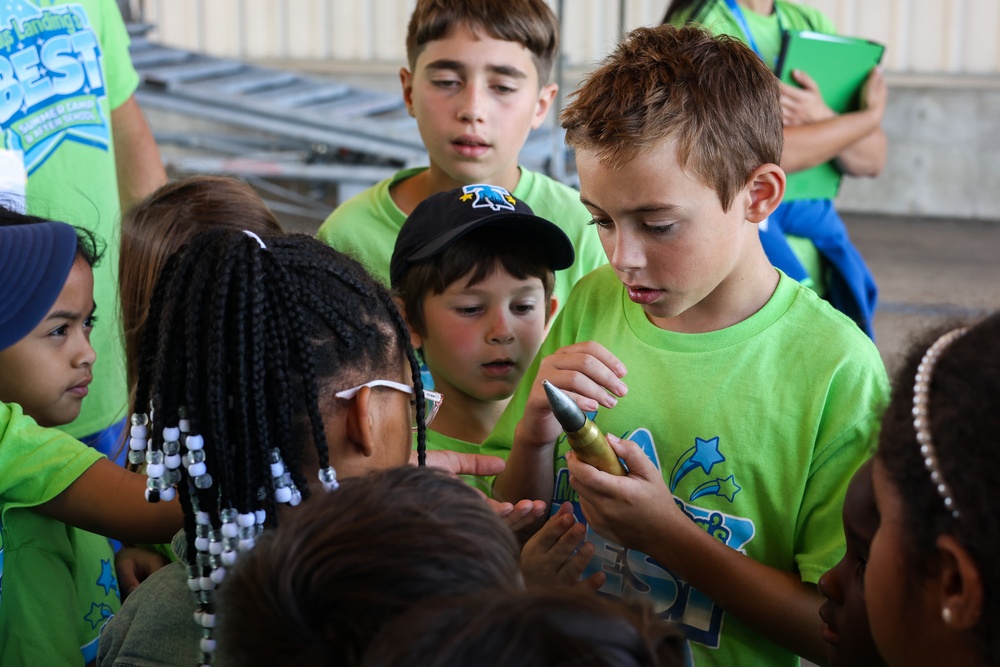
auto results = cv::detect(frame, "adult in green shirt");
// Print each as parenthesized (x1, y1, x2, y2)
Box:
(5, 0, 167, 455)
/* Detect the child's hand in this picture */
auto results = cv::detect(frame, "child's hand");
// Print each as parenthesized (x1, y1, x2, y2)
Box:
(566, 433, 680, 556)
(487, 497, 548, 532)
(413, 448, 507, 477)
(520, 342, 627, 449)
(520, 502, 606, 591)
(115, 546, 170, 599)
(780, 69, 836, 127)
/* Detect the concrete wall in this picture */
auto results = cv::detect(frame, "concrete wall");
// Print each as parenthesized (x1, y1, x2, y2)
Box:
(838, 76, 1000, 220)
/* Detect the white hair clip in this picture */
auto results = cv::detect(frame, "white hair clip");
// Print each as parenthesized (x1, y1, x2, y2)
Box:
(243, 230, 267, 249)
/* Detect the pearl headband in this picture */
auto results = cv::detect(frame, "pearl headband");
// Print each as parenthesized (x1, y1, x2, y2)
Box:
(912, 327, 967, 519)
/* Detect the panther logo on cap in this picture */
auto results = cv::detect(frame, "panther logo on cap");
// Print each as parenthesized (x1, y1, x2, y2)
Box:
(459, 184, 517, 212)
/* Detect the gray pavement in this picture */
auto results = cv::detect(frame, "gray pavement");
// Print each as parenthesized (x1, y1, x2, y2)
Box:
(845, 212, 1000, 378)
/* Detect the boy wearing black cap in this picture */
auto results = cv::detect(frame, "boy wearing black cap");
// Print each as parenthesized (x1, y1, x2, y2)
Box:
(391, 183, 574, 494)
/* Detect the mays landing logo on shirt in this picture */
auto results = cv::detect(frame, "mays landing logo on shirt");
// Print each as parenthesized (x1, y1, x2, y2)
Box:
(0, 1, 108, 175)
(553, 425, 756, 649)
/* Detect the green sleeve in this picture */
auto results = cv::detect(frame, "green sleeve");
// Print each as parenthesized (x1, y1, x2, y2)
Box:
(0, 402, 102, 509)
(793, 414, 877, 582)
(96, 0, 140, 110)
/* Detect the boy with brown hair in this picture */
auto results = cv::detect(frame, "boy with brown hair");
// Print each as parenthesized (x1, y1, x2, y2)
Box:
(390, 183, 572, 494)
(316, 0, 606, 314)
(487, 25, 888, 667)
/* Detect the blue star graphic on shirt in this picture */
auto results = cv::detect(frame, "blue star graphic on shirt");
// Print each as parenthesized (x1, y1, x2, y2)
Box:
(690, 437, 724, 473)
(96, 558, 118, 596)
(84, 602, 114, 629)
(669, 436, 725, 491)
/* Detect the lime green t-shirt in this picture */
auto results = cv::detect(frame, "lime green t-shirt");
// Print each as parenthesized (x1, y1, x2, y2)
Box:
(667, 0, 836, 68)
(0, 401, 116, 665)
(315, 167, 608, 316)
(6, 0, 141, 437)
(416, 429, 494, 496)
(485, 266, 888, 667)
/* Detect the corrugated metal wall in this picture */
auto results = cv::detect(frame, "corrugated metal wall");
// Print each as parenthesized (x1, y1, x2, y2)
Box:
(139, 0, 1000, 76)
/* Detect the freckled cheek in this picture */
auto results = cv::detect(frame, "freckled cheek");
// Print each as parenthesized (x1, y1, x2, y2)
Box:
(436, 322, 482, 356)
(515, 321, 546, 355)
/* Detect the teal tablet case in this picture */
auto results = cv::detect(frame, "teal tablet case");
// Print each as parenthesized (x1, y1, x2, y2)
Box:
(775, 31, 885, 201)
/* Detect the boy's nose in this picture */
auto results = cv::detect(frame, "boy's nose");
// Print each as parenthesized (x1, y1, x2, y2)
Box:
(457, 85, 485, 123)
(487, 313, 515, 344)
(609, 229, 645, 272)
(816, 565, 843, 604)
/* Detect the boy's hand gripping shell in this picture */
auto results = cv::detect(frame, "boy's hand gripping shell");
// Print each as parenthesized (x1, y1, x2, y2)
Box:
(543, 380, 627, 476)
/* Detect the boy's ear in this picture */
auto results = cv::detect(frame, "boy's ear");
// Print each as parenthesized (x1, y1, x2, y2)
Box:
(546, 295, 558, 324)
(400, 67, 415, 116)
(936, 534, 984, 631)
(344, 386, 377, 458)
(743, 163, 786, 223)
(392, 296, 423, 350)
(530, 82, 559, 130)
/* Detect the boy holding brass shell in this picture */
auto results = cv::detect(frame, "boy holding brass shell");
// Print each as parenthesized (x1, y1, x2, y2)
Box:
(488, 25, 888, 667)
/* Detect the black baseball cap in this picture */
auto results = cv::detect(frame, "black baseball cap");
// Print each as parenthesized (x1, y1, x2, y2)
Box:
(390, 184, 575, 288)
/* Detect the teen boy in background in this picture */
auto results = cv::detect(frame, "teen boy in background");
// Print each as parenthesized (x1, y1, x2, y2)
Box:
(316, 0, 606, 314)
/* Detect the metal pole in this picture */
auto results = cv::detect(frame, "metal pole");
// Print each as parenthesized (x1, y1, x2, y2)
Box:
(550, 0, 567, 183)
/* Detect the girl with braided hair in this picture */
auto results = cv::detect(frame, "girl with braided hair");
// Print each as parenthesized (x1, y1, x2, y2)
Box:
(107, 177, 285, 594)
(98, 230, 438, 667)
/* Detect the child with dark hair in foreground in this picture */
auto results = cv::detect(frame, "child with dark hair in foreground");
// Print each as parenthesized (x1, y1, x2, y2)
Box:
(215, 465, 522, 666)
(362, 587, 691, 667)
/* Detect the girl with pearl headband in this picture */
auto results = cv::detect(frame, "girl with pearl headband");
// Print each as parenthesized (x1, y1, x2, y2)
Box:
(866, 312, 1000, 667)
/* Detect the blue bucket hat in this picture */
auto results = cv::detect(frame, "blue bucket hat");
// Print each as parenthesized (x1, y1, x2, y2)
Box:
(0, 221, 78, 350)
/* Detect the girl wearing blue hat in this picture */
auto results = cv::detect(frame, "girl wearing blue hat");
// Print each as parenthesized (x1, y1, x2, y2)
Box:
(0, 210, 181, 665)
